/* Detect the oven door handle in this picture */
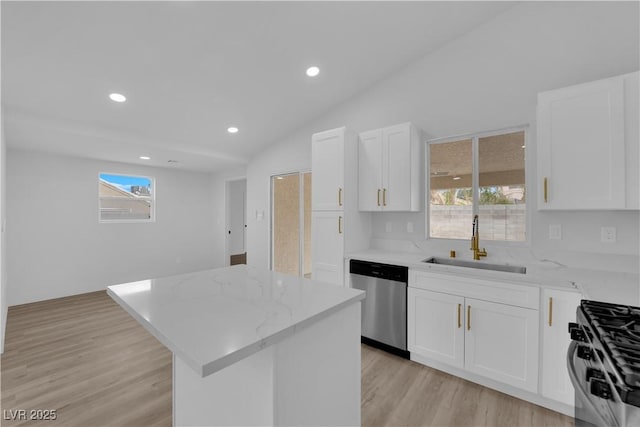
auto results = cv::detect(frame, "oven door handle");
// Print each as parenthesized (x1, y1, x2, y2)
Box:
(566, 341, 612, 427)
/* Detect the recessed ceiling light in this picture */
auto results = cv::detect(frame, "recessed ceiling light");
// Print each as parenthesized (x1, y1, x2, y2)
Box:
(306, 66, 320, 77)
(453, 176, 461, 180)
(139, 156, 151, 160)
(521, 145, 526, 149)
(276, 176, 284, 180)
(109, 93, 126, 103)
(227, 127, 239, 134)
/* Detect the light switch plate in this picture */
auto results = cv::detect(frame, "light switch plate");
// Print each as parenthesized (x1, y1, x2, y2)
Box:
(549, 224, 562, 240)
(601, 226, 616, 243)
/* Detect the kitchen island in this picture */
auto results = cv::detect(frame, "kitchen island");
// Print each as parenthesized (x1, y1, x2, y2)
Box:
(107, 265, 365, 427)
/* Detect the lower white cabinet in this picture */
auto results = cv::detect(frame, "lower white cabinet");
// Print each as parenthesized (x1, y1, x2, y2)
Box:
(464, 298, 539, 393)
(408, 271, 540, 394)
(541, 288, 582, 406)
(311, 211, 344, 285)
(408, 288, 464, 368)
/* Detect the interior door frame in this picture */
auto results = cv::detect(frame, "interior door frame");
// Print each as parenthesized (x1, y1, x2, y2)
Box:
(224, 176, 247, 266)
(269, 169, 311, 275)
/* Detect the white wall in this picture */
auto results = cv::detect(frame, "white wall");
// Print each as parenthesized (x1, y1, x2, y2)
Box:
(245, 1, 640, 269)
(1, 116, 7, 353)
(7, 149, 218, 305)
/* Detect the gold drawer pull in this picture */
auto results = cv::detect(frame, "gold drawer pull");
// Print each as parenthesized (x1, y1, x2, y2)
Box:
(377, 189, 381, 206)
(338, 188, 343, 206)
(543, 177, 548, 203)
(467, 305, 471, 330)
(457, 304, 462, 328)
(338, 216, 343, 234)
(383, 188, 387, 206)
(548, 297, 553, 327)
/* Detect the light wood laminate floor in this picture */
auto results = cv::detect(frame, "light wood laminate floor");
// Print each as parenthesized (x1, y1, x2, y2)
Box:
(2, 291, 573, 426)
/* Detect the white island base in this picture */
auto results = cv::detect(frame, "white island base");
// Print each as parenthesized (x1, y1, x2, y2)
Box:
(173, 302, 361, 426)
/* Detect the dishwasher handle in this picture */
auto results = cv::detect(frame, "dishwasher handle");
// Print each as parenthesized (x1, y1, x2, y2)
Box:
(349, 259, 408, 283)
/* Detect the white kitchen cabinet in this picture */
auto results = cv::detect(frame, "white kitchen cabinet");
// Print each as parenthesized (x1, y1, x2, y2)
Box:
(537, 71, 639, 210)
(408, 287, 464, 368)
(312, 128, 345, 211)
(540, 288, 582, 406)
(464, 298, 539, 393)
(408, 270, 539, 393)
(311, 211, 344, 285)
(311, 127, 371, 286)
(358, 122, 422, 212)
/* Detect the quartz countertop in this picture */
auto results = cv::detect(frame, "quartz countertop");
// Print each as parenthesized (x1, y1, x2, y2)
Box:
(107, 265, 365, 377)
(346, 249, 639, 306)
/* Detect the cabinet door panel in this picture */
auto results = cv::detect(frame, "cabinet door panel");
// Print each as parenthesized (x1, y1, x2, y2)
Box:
(465, 298, 539, 392)
(383, 123, 412, 211)
(311, 212, 344, 286)
(408, 288, 464, 368)
(312, 129, 344, 211)
(541, 289, 581, 406)
(358, 130, 383, 211)
(538, 76, 625, 209)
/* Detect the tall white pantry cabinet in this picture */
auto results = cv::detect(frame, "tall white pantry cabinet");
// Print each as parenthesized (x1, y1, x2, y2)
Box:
(311, 127, 370, 286)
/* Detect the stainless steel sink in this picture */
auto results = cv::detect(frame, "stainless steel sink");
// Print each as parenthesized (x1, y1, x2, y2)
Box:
(422, 257, 527, 274)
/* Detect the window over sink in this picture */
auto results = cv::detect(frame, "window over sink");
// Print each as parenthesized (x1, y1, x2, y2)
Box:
(427, 127, 526, 242)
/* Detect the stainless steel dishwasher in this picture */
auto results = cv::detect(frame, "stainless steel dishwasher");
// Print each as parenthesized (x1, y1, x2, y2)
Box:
(350, 259, 408, 358)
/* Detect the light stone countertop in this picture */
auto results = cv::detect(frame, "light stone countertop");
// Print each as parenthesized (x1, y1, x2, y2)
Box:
(346, 249, 639, 306)
(107, 264, 365, 377)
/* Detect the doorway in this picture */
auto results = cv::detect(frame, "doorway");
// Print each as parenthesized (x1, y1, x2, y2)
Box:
(226, 178, 247, 265)
(270, 171, 311, 277)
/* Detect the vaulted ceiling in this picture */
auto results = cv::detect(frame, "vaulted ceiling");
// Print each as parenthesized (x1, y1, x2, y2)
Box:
(2, 1, 514, 172)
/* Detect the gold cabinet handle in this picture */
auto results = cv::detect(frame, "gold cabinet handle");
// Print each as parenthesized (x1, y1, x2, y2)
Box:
(548, 297, 553, 327)
(467, 305, 471, 330)
(543, 177, 548, 203)
(338, 216, 343, 234)
(377, 189, 381, 207)
(457, 304, 462, 329)
(383, 188, 387, 206)
(338, 188, 343, 206)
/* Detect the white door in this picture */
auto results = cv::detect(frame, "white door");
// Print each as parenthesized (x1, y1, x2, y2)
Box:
(538, 75, 625, 209)
(464, 298, 539, 393)
(358, 129, 383, 211)
(311, 211, 344, 285)
(312, 129, 344, 211)
(408, 288, 464, 368)
(541, 289, 582, 406)
(382, 123, 412, 211)
(228, 179, 246, 256)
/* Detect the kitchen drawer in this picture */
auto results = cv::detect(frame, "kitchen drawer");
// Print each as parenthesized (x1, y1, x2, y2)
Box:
(409, 270, 539, 310)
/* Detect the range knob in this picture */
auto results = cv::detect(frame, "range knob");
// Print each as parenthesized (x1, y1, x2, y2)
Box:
(590, 379, 612, 400)
(578, 346, 594, 360)
(571, 328, 587, 342)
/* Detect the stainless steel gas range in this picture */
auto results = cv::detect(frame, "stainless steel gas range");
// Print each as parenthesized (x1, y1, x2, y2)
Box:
(568, 300, 640, 427)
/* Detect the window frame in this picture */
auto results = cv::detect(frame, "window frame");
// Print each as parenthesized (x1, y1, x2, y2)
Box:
(98, 172, 156, 224)
(425, 125, 530, 246)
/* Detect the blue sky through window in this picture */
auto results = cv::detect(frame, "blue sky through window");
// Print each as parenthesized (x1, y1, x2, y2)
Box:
(100, 173, 152, 193)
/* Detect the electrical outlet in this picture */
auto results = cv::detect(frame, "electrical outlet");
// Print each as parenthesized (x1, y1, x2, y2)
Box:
(549, 224, 562, 240)
(407, 222, 414, 233)
(601, 226, 616, 243)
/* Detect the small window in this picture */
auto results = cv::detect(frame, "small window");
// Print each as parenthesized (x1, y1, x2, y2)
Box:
(99, 173, 154, 222)
(428, 129, 526, 242)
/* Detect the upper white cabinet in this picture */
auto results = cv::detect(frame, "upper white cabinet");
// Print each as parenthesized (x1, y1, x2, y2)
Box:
(537, 71, 639, 210)
(540, 288, 582, 406)
(312, 128, 345, 211)
(358, 122, 422, 211)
